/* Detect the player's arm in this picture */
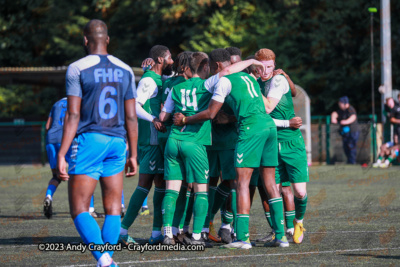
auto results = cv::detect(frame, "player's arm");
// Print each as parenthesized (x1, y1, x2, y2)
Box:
(273, 69, 296, 97)
(214, 110, 237, 124)
(174, 77, 229, 126)
(57, 96, 80, 181)
(125, 98, 138, 177)
(218, 59, 265, 78)
(159, 89, 174, 122)
(45, 116, 52, 131)
(141, 58, 155, 70)
(340, 107, 357, 125)
(273, 117, 302, 129)
(262, 75, 289, 114)
(136, 77, 166, 132)
(331, 111, 338, 124)
(390, 117, 400, 124)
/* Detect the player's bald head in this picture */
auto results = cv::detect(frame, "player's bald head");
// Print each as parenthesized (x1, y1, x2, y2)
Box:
(83, 19, 108, 43)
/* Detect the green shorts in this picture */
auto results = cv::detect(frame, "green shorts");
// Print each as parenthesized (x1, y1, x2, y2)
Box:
(276, 136, 309, 184)
(249, 168, 259, 186)
(158, 126, 171, 155)
(235, 127, 278, 168)
(207, 149, 236, 180)
(164, 138, 209, 184)
(138, 145, 164, 174)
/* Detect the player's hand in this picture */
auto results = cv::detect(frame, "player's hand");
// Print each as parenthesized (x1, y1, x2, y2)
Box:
(152, 118, 166, 133)
(125, 157, 137, 177)
(252, 59, 265, 76)
(289, 117, 302, 129)
(141, 58, 155, 69)
(273, 69, 287, 77)
(173, 113, 185, 126)
(57, 156, 69, 181)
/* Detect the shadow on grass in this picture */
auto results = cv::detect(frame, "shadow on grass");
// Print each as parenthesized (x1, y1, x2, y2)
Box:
(0, 236, 82, 245)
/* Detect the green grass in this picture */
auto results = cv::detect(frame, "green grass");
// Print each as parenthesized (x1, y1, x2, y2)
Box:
(0, 165, 399, 266)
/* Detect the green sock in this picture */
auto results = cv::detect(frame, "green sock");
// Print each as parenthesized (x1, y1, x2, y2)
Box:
(269, 197, 285, 239)
(121, 186, 149, 230)
(203, 186, 217, 228)
(210, 184, 230, 221)
(294, 194, 308, 221)
(285, 210, 295, 229)
(221, 209, 233, 224)
(231, 189, 237, 235)
(162, 189, 179, 228)
(236, 214, 250, 241)
(378, 155, 383, 161)
(172, 186, 187, 229)
(388, 157, 394, 163)
(182, 191, 194, 229)
(265, 212, 273, 229)
(193, 192, 208, 234)
(152, 187, 165, 231)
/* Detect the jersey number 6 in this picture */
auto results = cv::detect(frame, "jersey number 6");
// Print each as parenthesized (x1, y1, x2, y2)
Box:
(99, 86, 118, 119)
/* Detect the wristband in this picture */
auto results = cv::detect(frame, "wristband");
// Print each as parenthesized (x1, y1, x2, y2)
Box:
(182, 117, 186, 125)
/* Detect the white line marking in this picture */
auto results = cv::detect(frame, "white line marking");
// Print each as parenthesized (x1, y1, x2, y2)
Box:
(56, 247, 400, 266)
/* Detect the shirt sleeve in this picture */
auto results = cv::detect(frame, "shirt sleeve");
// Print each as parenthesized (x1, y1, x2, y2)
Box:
(204, 74, 220, 93)
(136, 77, 158, 106)
(125, 70, 137, 100)
(348, 106, 357, 116)
(162, 90, 175, 113)
(65, 64, 82, 97)
(211, 77, 232, 103)
(267, 75, 289, 101)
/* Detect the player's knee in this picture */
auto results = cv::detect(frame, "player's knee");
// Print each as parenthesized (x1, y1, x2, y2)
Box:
(295, 190, 307, 199)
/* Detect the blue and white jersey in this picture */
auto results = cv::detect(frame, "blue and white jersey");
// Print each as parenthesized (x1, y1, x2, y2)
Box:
(66, 55, 137, 139)
(46, 97, 68, 144)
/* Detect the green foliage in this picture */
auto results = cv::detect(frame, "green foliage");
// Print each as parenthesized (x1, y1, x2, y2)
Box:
(2, 0, 400, 118)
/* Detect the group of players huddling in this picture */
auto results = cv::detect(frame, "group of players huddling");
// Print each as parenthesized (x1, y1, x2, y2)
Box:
(42, 19, 309, 266)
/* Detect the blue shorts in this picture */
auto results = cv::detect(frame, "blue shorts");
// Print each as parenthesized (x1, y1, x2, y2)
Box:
(46, 143, 71, 169)
(68, 133, 126, 180)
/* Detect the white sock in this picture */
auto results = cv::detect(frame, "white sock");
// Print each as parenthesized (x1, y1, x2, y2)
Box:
(179, 228, 183, 234)
(97, 253, 112, 266)
(376, 159, 382, 164)
(202, 227, 209, 233)
(221, 223, 231, 230)
(295, 218, 303, 224)
(142, 205, 148, 209)
(183, 225, 189, 233)
(120, 227, 128, 236)
(89, 207, 95, 213)
(46, 194, 52, 200)
(385, 159, 390, 165)
(287, 228, 294, 235)
(121, 204, 125, 208)
(164, 226, 173, 238)
(192, 233, 201, 240)
(152, 230, 161, 238)
(172, 227, 179, 236)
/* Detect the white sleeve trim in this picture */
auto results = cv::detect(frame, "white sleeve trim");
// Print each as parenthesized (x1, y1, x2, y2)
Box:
(162, 90, 175, 113)
(267, 75, 289, 101)
(136, 104, 155, 122)
(136, 77, 158, 106)
(273, 119, 290, 128)
(211, 77, 231, 103)
(204, 74, 220, 93)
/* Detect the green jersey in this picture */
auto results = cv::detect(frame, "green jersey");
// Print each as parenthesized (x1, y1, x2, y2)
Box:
(161, 75, 186, 127)
(257, 75, 302, 142)
(209, 103, 238, 150)
(212, 72, 275, 136)
(136, 70, 163, 146)
(162, 74, 221, 145)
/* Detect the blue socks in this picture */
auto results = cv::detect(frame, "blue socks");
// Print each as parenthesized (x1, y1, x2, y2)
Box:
(102, 215, 121, 257)
(73, 212, 105, 261)
(46, 184, 57, 198)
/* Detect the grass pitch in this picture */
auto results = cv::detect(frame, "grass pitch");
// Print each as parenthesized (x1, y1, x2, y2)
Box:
(0, 164, 399, 266)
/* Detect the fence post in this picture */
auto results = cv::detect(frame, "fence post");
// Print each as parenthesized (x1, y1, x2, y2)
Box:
(318, 116, 322, 163)
(325, 115, 331, 164)
(370, 114, 377, 162)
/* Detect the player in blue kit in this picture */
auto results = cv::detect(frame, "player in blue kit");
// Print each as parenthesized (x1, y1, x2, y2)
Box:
(43, 97, 68, 219)
(57, 20, 138, 267)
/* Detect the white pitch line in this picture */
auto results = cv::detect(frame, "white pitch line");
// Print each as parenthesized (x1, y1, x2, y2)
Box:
(57, 247, 400, 267)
